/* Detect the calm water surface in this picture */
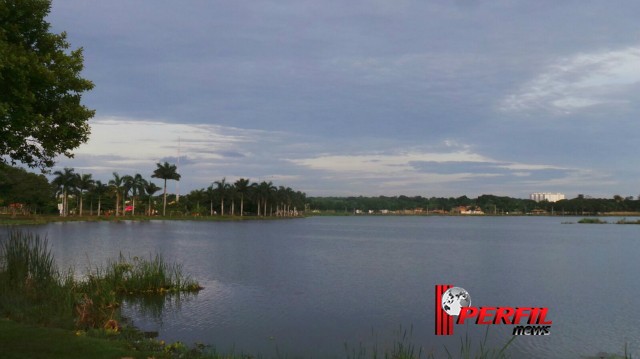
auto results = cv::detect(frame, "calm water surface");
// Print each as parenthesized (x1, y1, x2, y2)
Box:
(16, 216, 640, 358)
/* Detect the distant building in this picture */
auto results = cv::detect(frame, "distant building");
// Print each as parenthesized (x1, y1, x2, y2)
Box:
(451, 206, 485, 215)
(530, 192, 565, 202)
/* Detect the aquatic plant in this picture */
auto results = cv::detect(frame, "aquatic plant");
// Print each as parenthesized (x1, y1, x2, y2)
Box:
(578, 218, 608, 224)
(437, 328, 515, 359)
(100, 253, 202, 295)
(0, 230, 202, 331)
(0, 231, 76, 327)
(616, 218, 640, 225)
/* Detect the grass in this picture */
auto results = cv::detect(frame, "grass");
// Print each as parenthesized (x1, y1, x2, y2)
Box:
(344, 326, 425, 359)
(0, 230, 202, 330)
(0, 231, 76, 328)
(437, 328, 515, 359)
(0, 318, 133, 359)
(99, 253, 202, 295)
(341, 326, 517, 359)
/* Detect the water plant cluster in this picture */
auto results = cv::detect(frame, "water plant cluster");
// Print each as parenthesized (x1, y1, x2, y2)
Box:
(578, 218, 609, 224)
(577, 218, 640, 225)
(0, 230, 201, 332)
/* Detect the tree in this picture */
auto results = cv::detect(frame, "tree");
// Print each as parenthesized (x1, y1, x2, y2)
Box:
(92, 180, 109, 216)
(256, 181, 275, 217)
(123, 173, 146, 215)
(131, 174, 147, 215)
(214, 178, 229, 216)
(121, 175, 133, 215)
(144, 181, 161, 216)
(234, 178, 250, 217)
(0, 163, 54, 213)
(109, 172, 125, 216)
(205, 184, 216, 216)
(152, 162, 181, 216)
(189, 189, 206, 215)
(0, 0, 94, 170)
(75, 173, 94, 216)
(52, 167, 76, 216)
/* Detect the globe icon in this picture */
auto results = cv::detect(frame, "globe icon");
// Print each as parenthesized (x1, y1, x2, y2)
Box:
(441, 287, 471, 316)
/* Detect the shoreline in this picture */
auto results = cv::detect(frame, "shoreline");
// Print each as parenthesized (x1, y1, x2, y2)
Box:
(2, 212, 640, 226)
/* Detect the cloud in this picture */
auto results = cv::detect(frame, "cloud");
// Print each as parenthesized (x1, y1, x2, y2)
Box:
(287, 145, 591, 196)
(290, 150, 489, 174)
(45, 1, 640, 198)
(49, 116, 622, 198)
(70, 116, 274, 163)
(52, 116, 290, 188)
(500, 46, 640, 114)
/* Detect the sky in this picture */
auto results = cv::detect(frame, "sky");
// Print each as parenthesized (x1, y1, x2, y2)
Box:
(46, 0, 640, 198)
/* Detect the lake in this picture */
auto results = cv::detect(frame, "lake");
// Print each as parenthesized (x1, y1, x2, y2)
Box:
(14, 216, 640, 358)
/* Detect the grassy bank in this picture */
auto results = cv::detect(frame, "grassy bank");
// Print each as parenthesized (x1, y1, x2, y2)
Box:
(0, 230, 209, 358)
(0, 319, 132, 359)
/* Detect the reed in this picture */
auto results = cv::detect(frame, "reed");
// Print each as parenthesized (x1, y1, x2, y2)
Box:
(99, 253, 202, 295)
(437, 328, 515, 359)
(0, 230, 202, 331)
(0, 231, 76, 328)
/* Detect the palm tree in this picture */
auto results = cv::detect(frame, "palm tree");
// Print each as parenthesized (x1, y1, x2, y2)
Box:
(228, 184, 237, 216)
(144, 181, 161, 216)
(52, 168, 76, 216)
(122, 175, 133, 215)
(123, 174, 147, 216)
(206, 184, 216, 216)
(235, 178, 250, 217)
(190, 189, 206, 215)
(214, 178, 229, 216)
(152, 162, 181, 216)
(256, 181, 276, 217)
(109, 172, 125, 216)
(92, 180, 109, 216)
(75, 173, 94, 216)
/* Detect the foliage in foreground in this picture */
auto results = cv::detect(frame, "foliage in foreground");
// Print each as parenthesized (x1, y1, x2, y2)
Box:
(0, 230, 201, 330)
(342, 326, 516, 359)
(98, 253, 202, 295)
(1, 0, 95, 170)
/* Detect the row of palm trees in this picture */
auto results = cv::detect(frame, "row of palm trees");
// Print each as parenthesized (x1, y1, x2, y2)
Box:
(52, 162, 180, 217)
(185, 178, 306, 217)
(51, 162, 305, 217)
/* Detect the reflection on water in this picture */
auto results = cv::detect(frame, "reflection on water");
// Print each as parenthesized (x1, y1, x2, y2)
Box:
(17, 216, 640, 358)
(121, 292, 198, 324)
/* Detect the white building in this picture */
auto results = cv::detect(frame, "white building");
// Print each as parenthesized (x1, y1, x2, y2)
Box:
(530, 192, 566, 202)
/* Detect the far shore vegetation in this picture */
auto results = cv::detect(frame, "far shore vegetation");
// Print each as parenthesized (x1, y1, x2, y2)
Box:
(3, 163, 640, 223)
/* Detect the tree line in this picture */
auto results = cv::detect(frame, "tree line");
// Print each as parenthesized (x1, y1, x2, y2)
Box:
(0, 162, 306, 217)
(307, 194, 640, 215)
(3, 161, 640, 216)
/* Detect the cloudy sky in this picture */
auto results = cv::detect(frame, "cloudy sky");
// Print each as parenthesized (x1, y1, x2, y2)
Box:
(47, 1, 640, 198)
